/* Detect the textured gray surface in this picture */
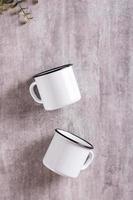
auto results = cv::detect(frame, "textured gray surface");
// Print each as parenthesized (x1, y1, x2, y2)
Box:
(0, 0, 133, 200)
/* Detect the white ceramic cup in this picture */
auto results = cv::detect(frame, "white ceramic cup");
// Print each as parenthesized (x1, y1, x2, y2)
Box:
(29, 64, 81, 111)
(43, 129, 94, 178)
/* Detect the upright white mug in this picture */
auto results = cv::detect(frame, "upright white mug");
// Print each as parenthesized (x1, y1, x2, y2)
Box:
(29, 64, 81, 111)
(43, 129, 94, 178)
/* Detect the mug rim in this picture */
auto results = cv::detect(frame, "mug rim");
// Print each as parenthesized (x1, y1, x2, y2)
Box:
(55, 129, 94, 150)
(33, 64, 73, 78)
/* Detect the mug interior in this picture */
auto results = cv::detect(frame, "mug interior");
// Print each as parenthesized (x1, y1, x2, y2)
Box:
(55, 129, 94, 149)
(33, 64, 72, 78)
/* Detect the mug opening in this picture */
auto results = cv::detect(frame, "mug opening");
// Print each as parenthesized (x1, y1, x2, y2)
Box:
(33, 64, 73, 78)
(55, 129, 94, 149)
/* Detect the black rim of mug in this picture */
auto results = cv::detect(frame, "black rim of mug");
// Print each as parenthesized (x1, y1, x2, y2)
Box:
(55, 129, 94, 150)
(33, 64, 73, 78)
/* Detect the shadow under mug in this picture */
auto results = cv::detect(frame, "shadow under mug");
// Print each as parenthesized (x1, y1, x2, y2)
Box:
(29, 64, 81, 111)
(43, 129, 94, 178)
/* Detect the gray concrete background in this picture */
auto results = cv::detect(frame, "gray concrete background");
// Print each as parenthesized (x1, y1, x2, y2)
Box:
(0, 0, 133, 199)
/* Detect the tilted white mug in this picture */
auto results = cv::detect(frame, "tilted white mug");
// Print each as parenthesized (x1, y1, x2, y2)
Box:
(43, 129, 94, 178)
(29, 64, 81, 111)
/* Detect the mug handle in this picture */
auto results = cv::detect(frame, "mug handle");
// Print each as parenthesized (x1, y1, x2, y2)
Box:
(29, 82, 43, 104)
(81, 150, 94, 170)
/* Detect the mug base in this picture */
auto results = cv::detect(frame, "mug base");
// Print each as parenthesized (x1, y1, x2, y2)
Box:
(43, 162, 78, 178)
(44, 96, 81, 111)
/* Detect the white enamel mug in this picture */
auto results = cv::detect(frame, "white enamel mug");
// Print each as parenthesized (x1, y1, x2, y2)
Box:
(43, 129, 94, 178)
(29, 64, 81, 111)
